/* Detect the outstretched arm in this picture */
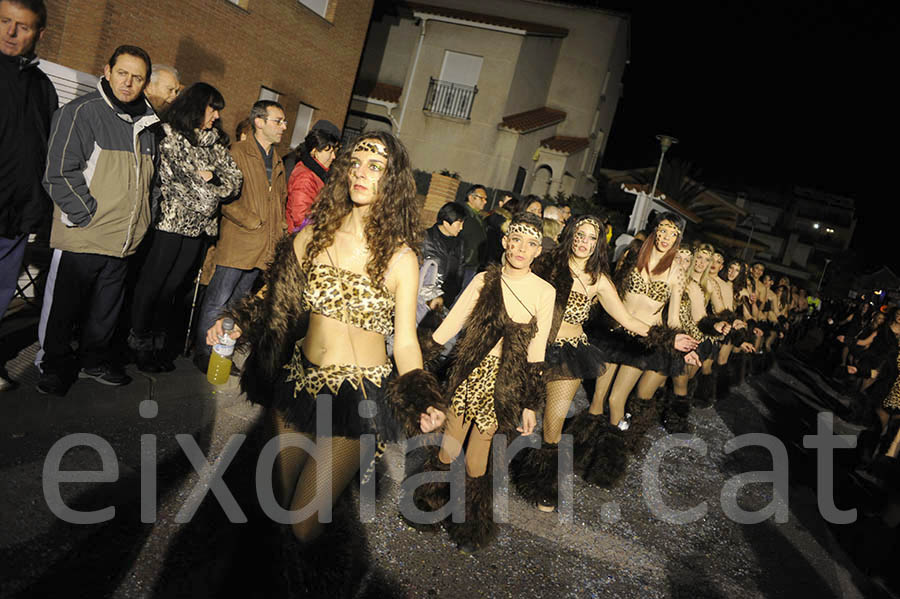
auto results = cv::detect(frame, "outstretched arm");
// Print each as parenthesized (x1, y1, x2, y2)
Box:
(595, 274, 650, 335)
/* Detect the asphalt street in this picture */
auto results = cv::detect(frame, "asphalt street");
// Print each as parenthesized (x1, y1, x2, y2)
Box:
(0, 312, 894, 598)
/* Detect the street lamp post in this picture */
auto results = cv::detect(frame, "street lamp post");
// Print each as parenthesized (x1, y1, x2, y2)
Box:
(817, 258, 832, 292)
(649, 134, 679, 199)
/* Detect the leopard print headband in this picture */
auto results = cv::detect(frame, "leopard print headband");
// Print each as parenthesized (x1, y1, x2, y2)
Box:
(507, 221, 542, 240)
(353, 139, 388, 158)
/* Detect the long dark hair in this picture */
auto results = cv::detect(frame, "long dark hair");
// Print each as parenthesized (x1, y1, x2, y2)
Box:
(304, 131, 420, 285)
(635, 211, 685, 276)
(546, 214, 608, 285)
(162, 82, 227, 145)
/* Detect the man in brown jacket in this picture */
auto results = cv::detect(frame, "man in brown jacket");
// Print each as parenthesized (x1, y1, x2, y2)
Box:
(194, 100, 287, 371)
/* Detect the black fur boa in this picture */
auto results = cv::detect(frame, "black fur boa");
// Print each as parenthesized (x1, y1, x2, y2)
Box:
(445, 264, 542, 435)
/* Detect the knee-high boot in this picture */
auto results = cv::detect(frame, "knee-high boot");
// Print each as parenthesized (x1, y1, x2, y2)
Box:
(623, 393, 659, 454)
(693, 367, 717, 408)
(567, 410, 626, 487)
(510, 441, 559, 512)
(280, 492, 384, 599)
(445, 472, 496, 554)
(403, 446, 452, 533)
(661, 388, 692, 434)
(716, 360, 733, 397)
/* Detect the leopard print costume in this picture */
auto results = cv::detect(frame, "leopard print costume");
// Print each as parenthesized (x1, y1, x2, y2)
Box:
(450, 354, 501, 434)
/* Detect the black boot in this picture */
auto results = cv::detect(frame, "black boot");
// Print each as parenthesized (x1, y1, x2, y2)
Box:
(567, 410, 626, 487)
(281, 493, 377, 599)
(693, 368, 717, 409)
(510, 441, 560, 512)
(623, 394, 659, 454)
(662, 389, 693, 434)
(153, 330, 175, 372)
(403, 447, 452, 532)
(716, 361, 733, 398)
(128, 329, 162, 373)
(445, 473, 496, 554)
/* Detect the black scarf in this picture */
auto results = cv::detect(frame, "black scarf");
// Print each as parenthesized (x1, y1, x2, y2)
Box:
(299, 148, 329, 183)
(101, 77, 148, 118)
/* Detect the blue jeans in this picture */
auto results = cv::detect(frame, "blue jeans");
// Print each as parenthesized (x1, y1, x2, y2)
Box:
(0, 234, 27, 321)
(195, 265, 259, 357)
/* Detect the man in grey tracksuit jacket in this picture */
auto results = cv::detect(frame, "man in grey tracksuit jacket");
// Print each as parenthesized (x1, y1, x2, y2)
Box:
(36, 45, 158, 394)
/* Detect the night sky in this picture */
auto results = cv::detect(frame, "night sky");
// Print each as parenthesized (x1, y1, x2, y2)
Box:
(595, 1, 896, 271)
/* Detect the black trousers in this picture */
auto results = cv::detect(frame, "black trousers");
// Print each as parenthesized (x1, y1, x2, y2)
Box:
(130, 230, 204, 336)
(37, 249, 128, 374)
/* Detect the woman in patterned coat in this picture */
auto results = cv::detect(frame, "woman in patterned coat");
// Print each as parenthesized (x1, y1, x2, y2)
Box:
(128, 82, 242, 371)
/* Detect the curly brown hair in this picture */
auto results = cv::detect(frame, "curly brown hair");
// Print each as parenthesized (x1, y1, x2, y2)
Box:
(303, 131, 421, 285)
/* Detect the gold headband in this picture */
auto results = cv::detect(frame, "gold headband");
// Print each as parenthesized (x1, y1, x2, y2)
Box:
(353, 140, 388, 158)
(508, 222, 542, 240)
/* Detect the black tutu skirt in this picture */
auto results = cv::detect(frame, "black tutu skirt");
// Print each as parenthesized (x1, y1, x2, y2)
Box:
(544, 336, 608, 381)
(590, 327, 685, 377)
(263, 351, 401, 441)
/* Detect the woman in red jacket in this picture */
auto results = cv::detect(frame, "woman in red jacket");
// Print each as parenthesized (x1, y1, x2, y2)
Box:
(284, 120, 340, 232)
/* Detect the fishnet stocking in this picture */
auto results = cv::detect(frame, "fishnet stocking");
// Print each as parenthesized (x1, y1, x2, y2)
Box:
(543, 379, 583, 443)
(269, 411, 362, 542)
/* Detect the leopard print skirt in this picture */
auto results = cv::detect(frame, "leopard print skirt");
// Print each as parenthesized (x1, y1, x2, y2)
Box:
(450, 354, 501, 434)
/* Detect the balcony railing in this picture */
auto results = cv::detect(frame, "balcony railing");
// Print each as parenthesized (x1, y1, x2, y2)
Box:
(423, 78, 478, 120)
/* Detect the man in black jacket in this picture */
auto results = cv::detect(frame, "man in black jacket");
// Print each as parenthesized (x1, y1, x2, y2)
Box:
(417, 201, 466, 324)
(0, 0, 57, 390)
(460, 184, 487, 288)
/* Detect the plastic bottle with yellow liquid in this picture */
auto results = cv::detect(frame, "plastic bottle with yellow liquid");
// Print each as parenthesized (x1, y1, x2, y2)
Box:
(207, 317, 236, 385)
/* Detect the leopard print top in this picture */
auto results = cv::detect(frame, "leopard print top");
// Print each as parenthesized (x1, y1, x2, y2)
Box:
(624, 268, 669, 304)
(884, 353, 900, 411)
(301, 262, 394, 335)
(450, 354, 501, 434)
(562, 289, 593, 325)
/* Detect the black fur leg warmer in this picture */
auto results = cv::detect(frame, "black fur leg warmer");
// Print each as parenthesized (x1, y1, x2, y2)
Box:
(568, 411, 626, 488)
(445, 473, 496, 552)
(716, 362, 733, 397)
(661, 389, 693, 434)
(385, 369, 448, 439)
(623, 395, 659, 454)
(404, 447, 451, 533)
(693, 369, 717, 409)
(510, 441, 559, 507)
(280, 493, 370, 599)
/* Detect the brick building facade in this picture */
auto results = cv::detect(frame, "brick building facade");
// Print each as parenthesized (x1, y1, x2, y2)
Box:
(38, 0, 374, 152)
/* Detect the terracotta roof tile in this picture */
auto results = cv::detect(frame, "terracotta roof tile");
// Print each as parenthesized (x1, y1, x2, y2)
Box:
(540, 135, 590, 154)
(500, 107, 567, 133)
(354, 81, 403, 104)
(404, 2, 569, 37)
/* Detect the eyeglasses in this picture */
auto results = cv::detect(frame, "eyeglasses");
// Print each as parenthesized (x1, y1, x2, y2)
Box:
(471, 194, 487, 201)
(266, 117, 288, 126)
